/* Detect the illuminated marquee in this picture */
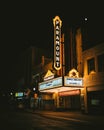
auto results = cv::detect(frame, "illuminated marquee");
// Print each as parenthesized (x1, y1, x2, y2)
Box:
(39, 77, 62, 91)
(53, 16, 62, 70)
(64, 77, 83, 86)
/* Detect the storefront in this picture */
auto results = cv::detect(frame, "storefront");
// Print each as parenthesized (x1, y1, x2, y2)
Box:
(58, 89, 81, 110)
(38, 70, 83, 111)
(87, 86, 104, 114)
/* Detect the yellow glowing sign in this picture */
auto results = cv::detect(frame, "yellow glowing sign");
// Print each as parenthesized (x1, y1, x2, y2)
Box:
(53, 16, 62, 70)
(44, 70, 54, 81)
(69, 68, 79, 78)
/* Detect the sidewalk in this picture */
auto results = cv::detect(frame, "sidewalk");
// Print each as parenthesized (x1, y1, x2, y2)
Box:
(25, 109, 104, 125)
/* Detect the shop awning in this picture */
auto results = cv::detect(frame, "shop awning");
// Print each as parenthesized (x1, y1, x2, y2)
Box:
(39, 76, 83, 93)
(39, 86, 83, 93)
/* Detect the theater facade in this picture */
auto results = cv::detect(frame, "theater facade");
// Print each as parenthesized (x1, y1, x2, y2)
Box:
(38, 68, 84, 111)
(33, 16, 104, 114)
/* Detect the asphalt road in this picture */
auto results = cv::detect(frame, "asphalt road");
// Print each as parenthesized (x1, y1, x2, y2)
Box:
(0, 107, 104, 130)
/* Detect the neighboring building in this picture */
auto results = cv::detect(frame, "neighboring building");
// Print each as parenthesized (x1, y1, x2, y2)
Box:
(20, 46, 52, 89)
(32, 56, 53, 92)
(82, 42, 104, 114)
(17, 46, 53, 109)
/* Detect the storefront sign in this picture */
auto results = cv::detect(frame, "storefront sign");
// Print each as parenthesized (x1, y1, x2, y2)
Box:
(53, 16, 62, 70)
(64, 77, 83, 86)
(44, 70, 54, 81)
(39, 77, 62, 90)
(59, 89, 80, 96)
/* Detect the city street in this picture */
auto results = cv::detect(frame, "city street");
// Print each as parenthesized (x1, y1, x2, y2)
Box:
(0, 106, 104, 130)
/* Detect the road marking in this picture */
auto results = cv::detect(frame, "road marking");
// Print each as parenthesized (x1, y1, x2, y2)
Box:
(45, 114, 89, 123)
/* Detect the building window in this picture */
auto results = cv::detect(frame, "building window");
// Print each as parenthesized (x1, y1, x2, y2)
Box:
(87, 58, 95, 74)
(97, 53, 104, 72)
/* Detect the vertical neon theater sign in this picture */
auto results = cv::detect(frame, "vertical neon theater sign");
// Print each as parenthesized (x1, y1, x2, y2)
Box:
(53, 16, 62, 70)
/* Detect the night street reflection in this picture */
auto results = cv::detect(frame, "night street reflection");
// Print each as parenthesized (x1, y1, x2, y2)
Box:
(0, 101, 104, 130)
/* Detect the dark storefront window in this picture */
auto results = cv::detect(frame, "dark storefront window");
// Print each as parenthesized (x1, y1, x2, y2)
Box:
(97, 53, 104, 72)
(87, 58, 95, 74)
(88, 90, 104, 114)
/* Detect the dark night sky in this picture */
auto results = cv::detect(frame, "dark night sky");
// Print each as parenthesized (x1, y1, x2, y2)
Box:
(1, 1, 104, 91)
